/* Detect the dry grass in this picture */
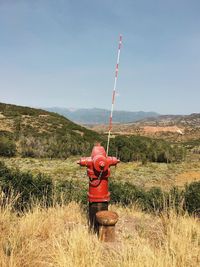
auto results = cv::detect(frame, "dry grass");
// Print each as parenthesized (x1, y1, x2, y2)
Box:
(0, 118, 14, 132)
(0, 201, 199, 267)
(174, 171, 200, 187)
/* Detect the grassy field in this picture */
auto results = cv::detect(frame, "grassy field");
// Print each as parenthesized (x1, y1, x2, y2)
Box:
(0, 156, 82, 181)
(1, 155, 200, 190)
(0, 156, 200, 266)
(0, 201, 199, 267)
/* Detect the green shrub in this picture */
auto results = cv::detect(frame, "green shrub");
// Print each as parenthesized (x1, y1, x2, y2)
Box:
(55, 179, 87, 205)
(19, 135, 96, 159)
(185, 181, 200, 215)
(168, 186, 185, 212)
(0, 161, 53, 210)
(0, 137, 16, 157)
(105, 136, 185, 163)
(109, 181, 167, 212)
(110, 180, 200, 214)
(145, 187, 166, 212)
(109, 180, 146, 207)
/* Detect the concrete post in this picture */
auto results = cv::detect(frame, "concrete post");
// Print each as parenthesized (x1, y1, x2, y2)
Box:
(96, 210, 119, 242)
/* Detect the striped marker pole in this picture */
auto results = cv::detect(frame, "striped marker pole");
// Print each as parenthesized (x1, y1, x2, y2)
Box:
(106, 35, 122, 155)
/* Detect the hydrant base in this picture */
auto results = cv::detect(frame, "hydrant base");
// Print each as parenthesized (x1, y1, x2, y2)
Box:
(96, 210, 119, 242)
(98, 225, 116, 242)
(88, 202, 108, 232)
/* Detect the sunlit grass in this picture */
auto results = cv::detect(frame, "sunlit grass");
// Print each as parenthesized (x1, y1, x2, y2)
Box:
(0, 200, 199, 267)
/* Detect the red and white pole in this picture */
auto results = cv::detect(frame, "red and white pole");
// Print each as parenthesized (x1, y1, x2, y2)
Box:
(106, 35, 122, 155)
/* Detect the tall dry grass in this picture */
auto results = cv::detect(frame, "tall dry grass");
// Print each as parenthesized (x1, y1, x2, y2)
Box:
(0, 200, 199, 267)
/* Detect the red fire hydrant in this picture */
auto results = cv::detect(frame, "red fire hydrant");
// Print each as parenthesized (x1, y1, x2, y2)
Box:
(78, 143, 120, 230)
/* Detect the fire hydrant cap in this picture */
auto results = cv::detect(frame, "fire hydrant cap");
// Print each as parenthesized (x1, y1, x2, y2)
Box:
(96, 210, 119, 226)
(93, 155, 109, 172)
(99, 161, 105, 168)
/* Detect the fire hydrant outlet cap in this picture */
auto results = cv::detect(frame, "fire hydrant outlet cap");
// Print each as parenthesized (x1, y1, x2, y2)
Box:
(96, 211, 119, 226)
(93, 156, 108, 172)
(99, 161, 105, 167)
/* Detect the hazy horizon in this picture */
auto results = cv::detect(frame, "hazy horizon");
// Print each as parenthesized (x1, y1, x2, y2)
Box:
(1, 100, 197, 116)
(1, 1, 200, 115)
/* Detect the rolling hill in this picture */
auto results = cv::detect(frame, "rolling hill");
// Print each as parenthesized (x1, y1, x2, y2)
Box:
(0, 103, 186, 163)
(0, 102, 101, 158)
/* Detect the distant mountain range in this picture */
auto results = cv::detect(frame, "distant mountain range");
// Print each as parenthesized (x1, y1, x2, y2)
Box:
(44, 107, 160, 124)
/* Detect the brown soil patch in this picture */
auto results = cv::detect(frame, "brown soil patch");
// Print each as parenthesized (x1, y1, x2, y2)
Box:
(142, 126, 184, 134)
(175, 171, 200, 186)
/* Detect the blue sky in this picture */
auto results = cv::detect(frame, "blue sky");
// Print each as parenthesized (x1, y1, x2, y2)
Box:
(0, 0, 200, 114)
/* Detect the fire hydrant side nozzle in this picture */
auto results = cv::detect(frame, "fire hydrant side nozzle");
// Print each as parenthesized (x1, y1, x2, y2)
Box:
(77, 157, 92, 167)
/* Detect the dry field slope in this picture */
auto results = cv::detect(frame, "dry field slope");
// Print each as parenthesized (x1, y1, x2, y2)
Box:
(0, 202, 199, 267)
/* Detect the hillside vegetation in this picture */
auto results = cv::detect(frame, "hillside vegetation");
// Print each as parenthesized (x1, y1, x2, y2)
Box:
(106, 135, 185, 163)
(0, 103, 101, 158)
(0, 103, 189, 164)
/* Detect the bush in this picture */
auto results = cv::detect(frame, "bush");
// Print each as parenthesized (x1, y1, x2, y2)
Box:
(0, 161, 53, 210)
(110, 180, 200, 214)
(19, 135, 95, 159)
(170, 186, 185, 209)
(55, 180, 87, 205)
(109, 181, 168, 212)
(0, 137, 16, 157)
(0, 161, 87, 210)
(109, 181, 146, 207)
(145, 187, 166, 212)
(105, 136, 185, 163)
(185, 181, 200, 215)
